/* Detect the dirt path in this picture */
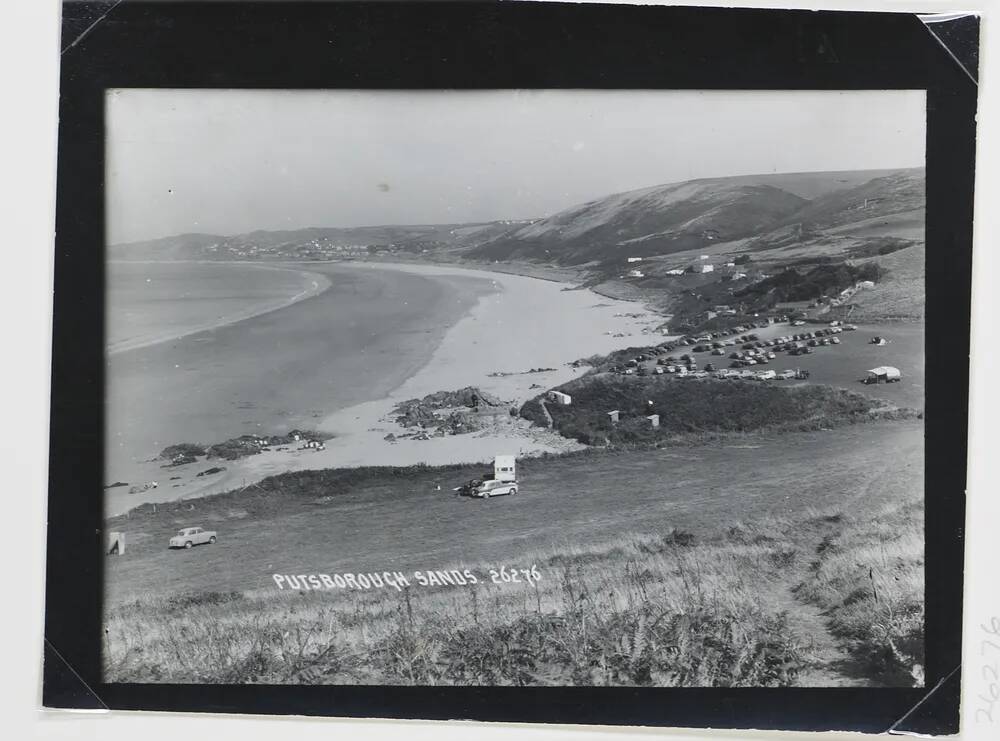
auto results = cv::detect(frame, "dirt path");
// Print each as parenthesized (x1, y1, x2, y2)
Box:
(769, 522, 870, 687)
(772, 582, 867, 687)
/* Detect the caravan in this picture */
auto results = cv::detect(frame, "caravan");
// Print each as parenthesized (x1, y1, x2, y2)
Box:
(456, 455, 520, 499)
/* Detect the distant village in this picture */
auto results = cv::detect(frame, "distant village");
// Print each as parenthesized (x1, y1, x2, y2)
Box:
(201, 237, 404, 261)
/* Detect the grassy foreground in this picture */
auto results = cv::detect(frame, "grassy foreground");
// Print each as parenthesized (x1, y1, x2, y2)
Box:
(104, 493, 923, 687)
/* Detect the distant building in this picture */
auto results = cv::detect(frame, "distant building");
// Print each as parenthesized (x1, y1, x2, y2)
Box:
(857, 280, 876, 289)
(647, 414, 660, 428)
(732, 272, 748, 280)
(697, 264, 714, 273)
(627, 257, 643, 263)
(665, 268, 685, 276)
(627, 269, 645, 278)
(607, 410, 620, 423)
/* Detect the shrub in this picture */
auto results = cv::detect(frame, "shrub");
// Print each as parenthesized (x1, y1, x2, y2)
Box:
(159, 443, 206, 460)
(522, 376, 881, 447)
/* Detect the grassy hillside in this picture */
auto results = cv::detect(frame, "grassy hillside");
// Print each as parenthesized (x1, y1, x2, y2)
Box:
(471, 181, 808, 264)
(104, 491, 923, 686)
(846, 244, 925, 321)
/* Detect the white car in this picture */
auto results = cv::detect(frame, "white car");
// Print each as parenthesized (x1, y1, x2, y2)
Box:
(169, 526, 217, 549)
(474, 480, 518, 498)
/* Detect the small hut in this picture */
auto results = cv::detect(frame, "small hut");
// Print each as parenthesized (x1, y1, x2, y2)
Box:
(607, 410, 620, 423)
(646, 414, 660, 428)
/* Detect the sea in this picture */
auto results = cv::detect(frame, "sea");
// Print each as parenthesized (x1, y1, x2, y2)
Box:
(104, 261, 492, 498)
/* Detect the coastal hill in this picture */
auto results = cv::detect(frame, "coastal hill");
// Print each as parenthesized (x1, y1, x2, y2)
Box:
(469, 168, 924, 265)
(108, 168, 923, 267)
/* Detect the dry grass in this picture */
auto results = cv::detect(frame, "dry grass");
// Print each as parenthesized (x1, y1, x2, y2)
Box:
(104, 494, 923, 687)
(794, 498, 924, 684)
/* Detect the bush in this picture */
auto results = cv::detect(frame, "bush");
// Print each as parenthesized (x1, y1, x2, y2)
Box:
(734, 262, 886, 307)
(159, 443, 206, 460)
(523, 376, 881, 447)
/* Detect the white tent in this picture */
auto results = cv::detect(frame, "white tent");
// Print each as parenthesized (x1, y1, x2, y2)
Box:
(866, 366, 901, 381)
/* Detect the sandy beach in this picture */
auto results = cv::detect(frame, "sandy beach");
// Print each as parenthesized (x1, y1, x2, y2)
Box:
(108, 261, 660, 515)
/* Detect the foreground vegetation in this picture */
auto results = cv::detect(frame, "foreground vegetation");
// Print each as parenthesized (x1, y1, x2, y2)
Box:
(522, 375, 912, 447)
(104, 493, 923, 687)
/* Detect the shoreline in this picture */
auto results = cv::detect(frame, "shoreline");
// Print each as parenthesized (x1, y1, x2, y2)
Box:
(107, 261, 333, 356)
(107, 261, 661, 515)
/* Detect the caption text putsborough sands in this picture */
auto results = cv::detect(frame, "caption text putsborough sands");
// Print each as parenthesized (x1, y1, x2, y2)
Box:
(272, 565, 543, 592)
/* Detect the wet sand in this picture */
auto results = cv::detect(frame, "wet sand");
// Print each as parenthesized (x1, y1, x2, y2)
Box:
(106, 262, 659, 515)
(105, 264, 496, 513)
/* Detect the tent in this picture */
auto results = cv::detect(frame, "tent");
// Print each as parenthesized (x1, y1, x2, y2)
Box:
(866, 366, 901, 383)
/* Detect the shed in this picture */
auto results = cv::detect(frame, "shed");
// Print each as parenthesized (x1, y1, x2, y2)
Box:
(646, 414, 660, 428)
(866, 366, 901, 383)
(607, 410, 620, 423)
(547, 390, 572, 406)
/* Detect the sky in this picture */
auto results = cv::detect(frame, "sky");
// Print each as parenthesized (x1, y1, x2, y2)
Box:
(106, 89, 926, 244)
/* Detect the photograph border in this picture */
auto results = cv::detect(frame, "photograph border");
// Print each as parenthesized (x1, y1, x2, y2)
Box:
(45, 2, 976, 733)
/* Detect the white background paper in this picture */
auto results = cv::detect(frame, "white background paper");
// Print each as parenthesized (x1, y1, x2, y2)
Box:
(1, 1, 996, 739)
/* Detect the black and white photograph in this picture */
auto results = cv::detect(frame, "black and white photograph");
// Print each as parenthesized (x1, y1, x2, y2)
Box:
(101, 88, 930, 689)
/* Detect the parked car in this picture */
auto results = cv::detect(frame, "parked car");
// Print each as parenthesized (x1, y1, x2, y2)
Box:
(473, 479, 518, 498)
(778, 370, 796, 380)
(169, 527, 217, 549)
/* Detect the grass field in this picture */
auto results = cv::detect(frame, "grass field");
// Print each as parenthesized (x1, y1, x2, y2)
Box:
(106, 419, 921, 601)
(104, 471, 923, 686)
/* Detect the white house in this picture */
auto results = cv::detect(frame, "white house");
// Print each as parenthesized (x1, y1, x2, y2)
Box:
(627, 256, 643, 263)
(627, 269, 645, 278)
(697, 264, 714, 273)
(857, 280, 876, 289)
(646, 414, 660, 428)
(607, 410, 620, 423)
(547, 390, 572, 406)
(666, 268, 685, 276)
